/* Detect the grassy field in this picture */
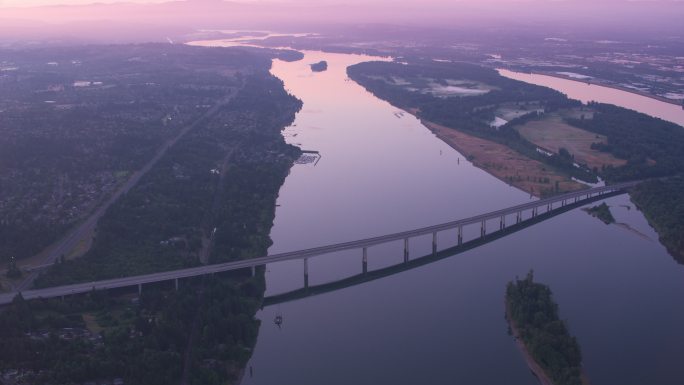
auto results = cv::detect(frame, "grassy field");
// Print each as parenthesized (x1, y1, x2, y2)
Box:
(515, 112, 626, 170)
(423, 120, 587, 197)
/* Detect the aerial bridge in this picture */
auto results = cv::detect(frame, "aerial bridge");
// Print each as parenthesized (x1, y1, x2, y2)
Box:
(0, 181, 640, 306)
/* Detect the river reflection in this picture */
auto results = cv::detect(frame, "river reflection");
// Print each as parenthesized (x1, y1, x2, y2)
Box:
(498, 69, 684, 127)
(226, 49, 684, 385)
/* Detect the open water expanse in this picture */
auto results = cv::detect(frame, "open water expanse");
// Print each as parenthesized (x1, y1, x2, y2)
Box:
(192, 41, 684, 385)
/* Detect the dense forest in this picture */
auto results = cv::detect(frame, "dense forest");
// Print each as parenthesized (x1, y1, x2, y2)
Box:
(630, 177, 684, 263)
(584, 203, 615, 225)
(506, 271, 585, 385)
(567, 103, 684, 181)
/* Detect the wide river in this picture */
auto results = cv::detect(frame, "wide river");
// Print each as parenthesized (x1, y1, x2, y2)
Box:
(195, 42, 684, 385)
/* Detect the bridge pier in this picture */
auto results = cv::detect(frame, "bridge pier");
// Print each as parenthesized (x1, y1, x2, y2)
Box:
(362, 247, 368, 274)
(432, 232, 437, 254)
(404, 238, 409, 262)
(304, 258, 309, 288)
(175, 278, 179, 291)
(251, 266, 256, 277)
(481, 220, 486, 238)
(516, 211, 521, 224)
(458, 226, 463, 245)
(500, 216, 505, 230)
(138, 283, 142, 296)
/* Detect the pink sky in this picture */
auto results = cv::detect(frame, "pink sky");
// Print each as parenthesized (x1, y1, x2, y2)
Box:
(2, 0, 684, 5)
(0, 0, 681, 43)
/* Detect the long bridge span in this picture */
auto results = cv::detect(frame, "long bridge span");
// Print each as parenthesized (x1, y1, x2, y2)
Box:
(0, 181, 640, 306)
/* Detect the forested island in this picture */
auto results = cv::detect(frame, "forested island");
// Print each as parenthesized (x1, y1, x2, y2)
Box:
(583, 203, 615, 224)
(506, 272, 586, 385)
(0, 43, 304, 384)
(310, 61, 328, 72)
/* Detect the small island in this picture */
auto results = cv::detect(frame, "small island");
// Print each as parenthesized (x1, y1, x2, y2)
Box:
(506, 271, 588, 385)
(310, 61, 328, 72)
(583, 202, 615, 224)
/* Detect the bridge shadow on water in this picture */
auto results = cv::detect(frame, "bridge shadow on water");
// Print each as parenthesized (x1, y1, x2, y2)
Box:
(263, 190, 623, 307)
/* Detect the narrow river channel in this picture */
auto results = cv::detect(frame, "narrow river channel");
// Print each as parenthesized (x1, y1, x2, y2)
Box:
(194, 41, 684, 385)
(498, 69, 684, 127)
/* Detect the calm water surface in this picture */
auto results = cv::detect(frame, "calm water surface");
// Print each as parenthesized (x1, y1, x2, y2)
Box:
(230, 51, 684, 385)
(187, 41, 684, 384)
(498, 69, 684, 127)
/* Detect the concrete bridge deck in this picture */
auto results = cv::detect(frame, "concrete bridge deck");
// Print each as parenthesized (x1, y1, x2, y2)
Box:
(0, 181, 640, 306)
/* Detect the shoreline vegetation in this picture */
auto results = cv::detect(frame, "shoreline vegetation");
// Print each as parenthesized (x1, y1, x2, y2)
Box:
(0, 44, 304, 385)
(506, 272, 589, 385)
(421, 117, 586, 197)
(630, 177, 684, 263)
(347, 60, 593, 197)
(347, 60, 684, 260)
(310, 60, 328, 72)
(527, 70, 684, 108)
(582, 202, 615, 224)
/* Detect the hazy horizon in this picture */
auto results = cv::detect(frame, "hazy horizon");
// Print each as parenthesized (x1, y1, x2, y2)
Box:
(0, 0, 682, 44)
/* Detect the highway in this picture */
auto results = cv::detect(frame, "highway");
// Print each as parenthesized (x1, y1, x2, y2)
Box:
(0, 181, 639, 306)
(14, 86, 243, 292)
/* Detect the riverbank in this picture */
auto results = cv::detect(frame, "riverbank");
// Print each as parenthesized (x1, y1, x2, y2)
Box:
(505, 274, 591, 385)
(506, 299, 556, 385)
(419, 116, 586, 198)
(528, 70, 683, 107)
(505, 300, 592, 385)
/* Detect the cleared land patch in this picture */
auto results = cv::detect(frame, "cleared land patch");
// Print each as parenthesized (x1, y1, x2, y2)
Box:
(495, 102, 545, 121)
(515, 113, 626, 170)
(370, 75, 497, 98)
(423, 120, 586, 197)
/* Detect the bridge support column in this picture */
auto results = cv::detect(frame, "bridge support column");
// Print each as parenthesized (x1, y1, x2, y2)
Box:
(516, 211, 521, 224)
(304, 258, 309, 289)
(500, 216, 505, 230)
(175, 278, 179, 291)
(432, 232, 437, 254)
(138, 283, 142, 296)
(362, 247, 368, 274)
(404, 238, 409, 262)
(458, 226, 463, 245)
(251, 266, 256, 277)
(481, 220, 486, 238)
